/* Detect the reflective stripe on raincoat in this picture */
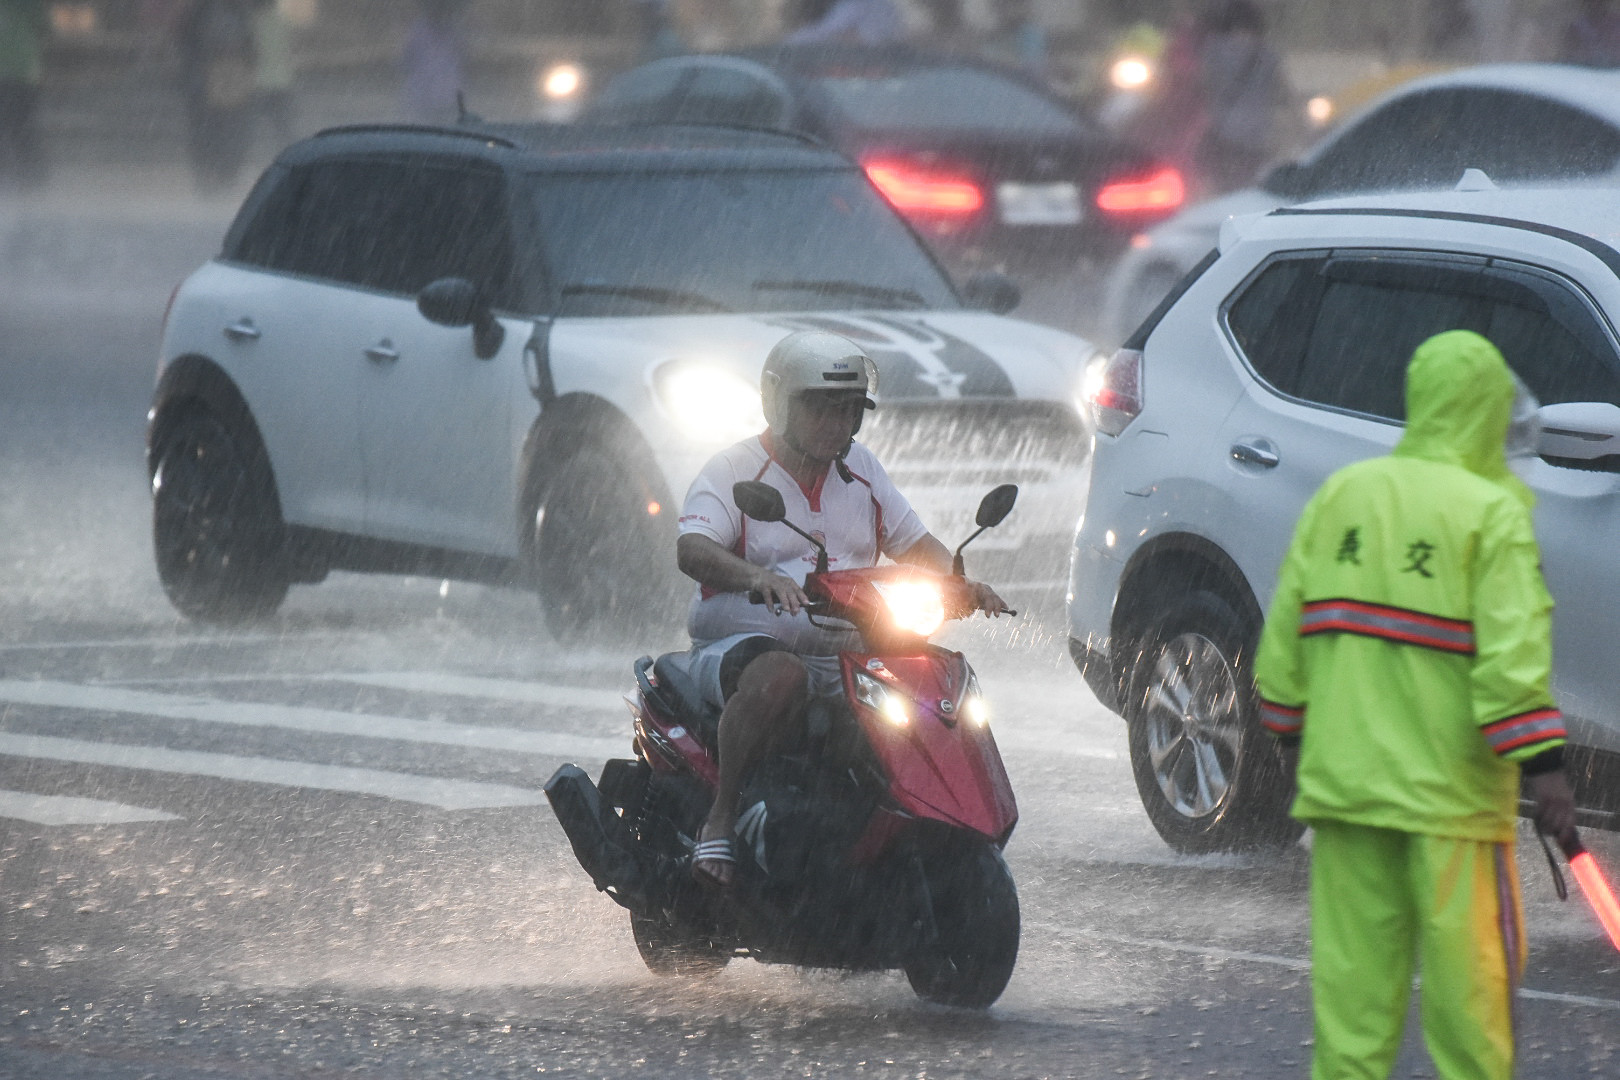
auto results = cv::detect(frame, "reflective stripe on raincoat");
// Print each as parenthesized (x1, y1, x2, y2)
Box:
(1254, 330, 1565, 842)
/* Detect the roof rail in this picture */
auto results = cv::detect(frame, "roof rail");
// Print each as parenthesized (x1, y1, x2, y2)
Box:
(312, 124, 518, 149)
(603, 120, 829, 150)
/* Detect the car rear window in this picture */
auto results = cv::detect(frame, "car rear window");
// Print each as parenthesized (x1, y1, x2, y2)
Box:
(528, 168, 959, 317)
(813, 67, 1080, 135)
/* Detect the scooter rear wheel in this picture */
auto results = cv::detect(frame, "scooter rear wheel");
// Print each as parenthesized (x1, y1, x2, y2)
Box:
(630, 912, 731, 978)
(904, 840, 1019, 1008)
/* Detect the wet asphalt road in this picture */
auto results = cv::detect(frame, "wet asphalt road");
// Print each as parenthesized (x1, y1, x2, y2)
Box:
(0, 214, 1617, 1079)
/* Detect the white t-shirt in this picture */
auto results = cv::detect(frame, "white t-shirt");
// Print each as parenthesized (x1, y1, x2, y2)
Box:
(678, 434, 929, 655)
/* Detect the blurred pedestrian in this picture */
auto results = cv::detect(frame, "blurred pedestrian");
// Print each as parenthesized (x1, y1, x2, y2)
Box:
(1560, 0, 1620, 66)
(784, 0, 906, 46)
(633, 0, 686, 64)
(1194, 0, 1289, 195)
(1121, 9, 1210, 182)
(0, 0, 48, 189)
(986, 0, 1049, 80)
(402, 0, 466, 124)
(251, 0, 295, 148)
(1255, 330, 1577, 1080)
(176, 0, 258, 193)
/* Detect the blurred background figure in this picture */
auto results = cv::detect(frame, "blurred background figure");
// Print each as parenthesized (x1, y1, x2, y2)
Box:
(0, 0, 47, 189)
(784, 0, 906, 46)
(916, 0, 971, 52)
(402, 0, 466, 124)
(986, 0, 1049, 79)
(252, 0, 295, 149)
(1560, 0, 1620, 65)
(1118, 8, 1209, 186)
(633, 0, 686, 64)
(175, 0, 258, 193)
(1194, 0, 1290, 195)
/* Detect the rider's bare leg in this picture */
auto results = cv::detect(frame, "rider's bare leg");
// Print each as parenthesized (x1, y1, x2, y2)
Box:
(694, 651, 807, 886)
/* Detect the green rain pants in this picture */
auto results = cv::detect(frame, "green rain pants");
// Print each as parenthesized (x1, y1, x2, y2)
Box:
(1310, 821, 1525, 1080)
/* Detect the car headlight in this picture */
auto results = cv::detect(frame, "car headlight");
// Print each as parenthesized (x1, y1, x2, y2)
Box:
(853, 671, 910, 726)
(653, 362, 765, 444)
(871, 579, 944, 637)
(538, 62, 584, 101)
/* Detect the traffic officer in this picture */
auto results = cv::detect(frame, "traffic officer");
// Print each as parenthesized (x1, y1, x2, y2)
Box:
(1253, 329, 1577, 1080)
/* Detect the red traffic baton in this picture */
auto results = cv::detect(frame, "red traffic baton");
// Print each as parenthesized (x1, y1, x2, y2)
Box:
(1558, 833, 1620, 952)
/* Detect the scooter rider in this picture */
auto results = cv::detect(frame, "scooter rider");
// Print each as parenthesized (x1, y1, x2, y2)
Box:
(674, 330, 1009, 888)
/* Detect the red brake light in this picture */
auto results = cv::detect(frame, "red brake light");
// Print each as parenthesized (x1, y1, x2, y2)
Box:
(1083, 348, 1144, 436)
(1096, 167, 1186, 215)
(863, 158, 984, 216)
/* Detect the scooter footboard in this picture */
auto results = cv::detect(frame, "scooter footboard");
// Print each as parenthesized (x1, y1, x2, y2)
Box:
(545, 763, 649, 912)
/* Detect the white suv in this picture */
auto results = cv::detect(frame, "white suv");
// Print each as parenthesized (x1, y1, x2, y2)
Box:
(150, 123, 1096, 634)
(1069, 184, 1620, 852)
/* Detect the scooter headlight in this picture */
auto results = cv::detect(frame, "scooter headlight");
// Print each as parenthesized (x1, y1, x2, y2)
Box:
(853, 671, 910, 726)
(871, 579, 945, 637)
(961, 672, 989, 728)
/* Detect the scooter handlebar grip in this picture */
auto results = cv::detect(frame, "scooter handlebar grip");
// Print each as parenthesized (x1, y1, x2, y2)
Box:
(747, 590, 765, 605)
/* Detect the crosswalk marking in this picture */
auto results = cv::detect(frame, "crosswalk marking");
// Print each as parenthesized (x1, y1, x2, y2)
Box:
(0, 732, 546, 810)
(326, 671, 628, 711)
(0, 788, 181, 826)
(0, 680, 626, 760)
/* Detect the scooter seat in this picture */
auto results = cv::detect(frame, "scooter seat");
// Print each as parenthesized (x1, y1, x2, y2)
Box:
(646, 652, 720, 747)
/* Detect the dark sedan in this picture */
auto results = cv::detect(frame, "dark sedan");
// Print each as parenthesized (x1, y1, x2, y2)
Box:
(580, 45, 1184, 271)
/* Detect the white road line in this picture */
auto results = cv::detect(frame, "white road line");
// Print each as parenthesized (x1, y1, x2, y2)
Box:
(0, 732, 545, 810)
(0, 680, 626, 760)
(0, 789, 181, 826)
(0, 632, 346, 653)
(325, 671, 628, 711)
(1034, 922, 1620, 1012)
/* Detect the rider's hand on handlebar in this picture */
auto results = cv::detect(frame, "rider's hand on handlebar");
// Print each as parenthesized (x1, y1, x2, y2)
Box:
(753, 571, 810, 616)
(967, 580, 1011, 618)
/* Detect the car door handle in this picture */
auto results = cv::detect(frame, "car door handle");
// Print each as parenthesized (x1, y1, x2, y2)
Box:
(364, 340, 400, 364)
(222, 318, 261, 342)
(1230, 439, 1280, 468)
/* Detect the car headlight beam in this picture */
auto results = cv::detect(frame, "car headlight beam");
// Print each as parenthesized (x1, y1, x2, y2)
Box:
(653, 363, 765, 444)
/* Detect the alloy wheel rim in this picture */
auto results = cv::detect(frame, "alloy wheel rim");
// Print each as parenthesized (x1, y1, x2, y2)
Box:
(1142, 632, 1244, 819)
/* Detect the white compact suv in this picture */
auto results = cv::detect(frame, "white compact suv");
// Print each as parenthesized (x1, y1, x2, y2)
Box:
(150, 123, 1096, 634)
(1069, 182, 1620, 852)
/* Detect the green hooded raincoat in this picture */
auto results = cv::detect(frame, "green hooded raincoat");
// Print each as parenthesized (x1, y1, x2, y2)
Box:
(1254, 329, 1565, 842)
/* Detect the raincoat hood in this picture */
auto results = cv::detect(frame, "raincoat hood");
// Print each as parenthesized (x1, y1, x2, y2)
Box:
(1394, 330, 1529, 504)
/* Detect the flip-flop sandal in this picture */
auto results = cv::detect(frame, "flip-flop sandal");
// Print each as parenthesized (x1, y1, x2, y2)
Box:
(691, 835, 736, 888)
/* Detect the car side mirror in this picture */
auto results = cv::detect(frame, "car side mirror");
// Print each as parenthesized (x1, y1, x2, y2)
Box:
(417, 277, 506, 360)
(962, 271, 1021, 314)
(975, 483, 1018, 528)
(1261, 160, 1311, 200)
(733, 480, 786, 523)
(1537, 401, 1620, 463)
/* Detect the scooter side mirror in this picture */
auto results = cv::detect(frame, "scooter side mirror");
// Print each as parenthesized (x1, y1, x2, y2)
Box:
(975, 483, 1018, 529)
(733, 480, 786, 523)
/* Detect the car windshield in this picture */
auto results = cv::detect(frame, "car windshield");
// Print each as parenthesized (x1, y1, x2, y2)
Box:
(528, 168, 959, 316)
(812, 67, 1080, 136)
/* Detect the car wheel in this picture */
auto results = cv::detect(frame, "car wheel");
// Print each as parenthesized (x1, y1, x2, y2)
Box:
(530, 445, 680, 640)
(1125, 590, 1301, 853)
(904, 840, 1019, 1008)
(151, 410, 288, 624)
(629, 911, 731, 978)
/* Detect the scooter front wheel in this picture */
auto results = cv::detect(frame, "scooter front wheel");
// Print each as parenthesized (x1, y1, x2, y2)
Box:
(630, 912, 731, 978)
(904, 840, 1019, 1008)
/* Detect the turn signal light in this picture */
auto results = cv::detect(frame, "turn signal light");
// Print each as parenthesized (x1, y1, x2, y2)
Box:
(1096, 167, 1186, 215)
(863, 158, 984, 216)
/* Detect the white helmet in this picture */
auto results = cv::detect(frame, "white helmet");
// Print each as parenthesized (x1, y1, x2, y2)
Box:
(760, 331, 877, 432)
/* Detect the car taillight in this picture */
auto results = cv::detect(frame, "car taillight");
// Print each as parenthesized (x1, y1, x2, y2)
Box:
(863, 157, 984, 216)
(1096, 167, 1185, 216)
(1082, 348, 1143, 436)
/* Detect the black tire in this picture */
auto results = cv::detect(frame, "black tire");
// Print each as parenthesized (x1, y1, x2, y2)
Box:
(530, 446, 681, 640)
(151, 410, 288, 624)
(1124, 590, 1302, 854)
(629, 912, 731, 978)
(904, 840, 1020, 1008)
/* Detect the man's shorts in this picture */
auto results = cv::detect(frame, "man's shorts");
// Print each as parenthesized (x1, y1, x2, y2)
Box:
(681, 632, 845, 714)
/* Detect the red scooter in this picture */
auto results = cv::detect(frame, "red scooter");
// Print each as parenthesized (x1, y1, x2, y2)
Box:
(546, 480, 1021, 1007)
